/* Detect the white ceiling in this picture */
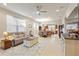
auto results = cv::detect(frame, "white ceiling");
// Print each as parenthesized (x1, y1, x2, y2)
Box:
(0, 3, 77, 23)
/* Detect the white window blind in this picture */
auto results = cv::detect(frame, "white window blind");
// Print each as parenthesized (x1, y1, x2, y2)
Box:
(6, 15, 26, 32)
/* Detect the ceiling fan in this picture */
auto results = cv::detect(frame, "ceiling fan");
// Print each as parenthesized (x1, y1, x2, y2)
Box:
(36, 5, 47, 15)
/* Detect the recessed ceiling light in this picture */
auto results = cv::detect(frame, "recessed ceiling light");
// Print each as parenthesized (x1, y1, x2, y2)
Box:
(56, 10, 60, 12)
(3, 3, 7, 6)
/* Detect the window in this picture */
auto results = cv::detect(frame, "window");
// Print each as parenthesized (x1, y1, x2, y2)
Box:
(6, 15, 26, 32)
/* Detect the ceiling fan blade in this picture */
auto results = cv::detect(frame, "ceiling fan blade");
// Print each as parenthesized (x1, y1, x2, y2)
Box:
(40, 11, 47, 13)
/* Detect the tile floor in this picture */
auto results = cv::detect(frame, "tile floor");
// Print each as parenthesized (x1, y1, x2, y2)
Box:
(0, 35, 65, 56)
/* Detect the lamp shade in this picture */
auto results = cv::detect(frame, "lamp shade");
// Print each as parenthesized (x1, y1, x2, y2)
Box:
(3, 32, 8, 36)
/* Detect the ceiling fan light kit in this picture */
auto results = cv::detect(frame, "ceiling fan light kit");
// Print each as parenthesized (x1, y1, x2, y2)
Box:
(36, 5, 47, 15)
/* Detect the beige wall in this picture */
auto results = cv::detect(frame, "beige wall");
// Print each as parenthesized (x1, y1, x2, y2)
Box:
(0, 10, 6, 38)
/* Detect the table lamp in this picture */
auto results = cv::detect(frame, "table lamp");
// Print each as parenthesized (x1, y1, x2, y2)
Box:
(3, 32, 8, 40)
